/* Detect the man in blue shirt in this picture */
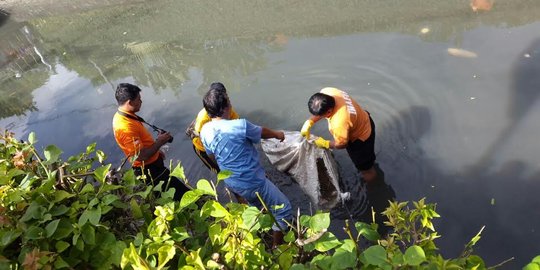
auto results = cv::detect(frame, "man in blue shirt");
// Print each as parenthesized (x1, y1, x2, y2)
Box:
(200, 88, 292, 248)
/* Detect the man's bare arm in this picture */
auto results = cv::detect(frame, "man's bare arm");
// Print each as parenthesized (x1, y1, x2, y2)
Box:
(261, 127, 285, 141)
(136, 132, 172, 161)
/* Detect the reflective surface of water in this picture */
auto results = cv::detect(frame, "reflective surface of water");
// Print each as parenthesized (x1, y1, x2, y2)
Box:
(1, 0, 539, 267)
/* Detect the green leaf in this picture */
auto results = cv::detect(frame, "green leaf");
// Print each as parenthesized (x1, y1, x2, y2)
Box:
(278, 252, 294, 269)
(310, 212, 330, 231)
(45, 219, 61, 237)
(0, 230, 22, 247)
(25, 226, 45, 240)
(20, 202, 45, 222)
(332, 248, 357, 269)
(196, 179, 216, 196)
(86, 143, 96, 154)
(54, 190, 75, 203)
(55, 241, 70, 253)
(311, 254, 333, 270)
(202, 200, 229, 218)
(179, 190, 202, 209)
(290, 264, 309, 270)
(80, 183, 95, 195)
(284, 231, 295, 243)
(208, 223, 222, 245)
(523, 263, 540, 270)
(130, 198, 143, 219)
(363, 245, 387, 266)
(154, 204, 174, 221)
(96, 150, 106, 163)
(54, 256, 70, 269)
(170, 162, 185, 180)
(241, 206, 261, 231)
(28, 132, 37, 144)
(89, 198, 100, 208)
(185, 248, 205, 269)
(123, 169, 137, 187)
(299, 215, 311, 227)
(157, 244, 175, 270)
(404, 245, 426, 266)
(217, 170, 232, 182)
(93, 164, 111, 184)
(87, 207, 102, 225)
(355, 222, 380, 241)
(81, 224, 96, 245)
(313, 232, 341, 252)
(533, 256, 540, 264)
(50, 205, 69, 216)
(171, 227, 190, 243)
(79, 209, 90, 226)
(75, 237, 84, 251)
(52, 219, 73, 240)
(100, 184, 122, 193)
(101, 194, 119, 206)
(44, 145, 63, 164)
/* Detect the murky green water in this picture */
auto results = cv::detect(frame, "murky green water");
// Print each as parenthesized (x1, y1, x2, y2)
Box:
(1, 0, 539, 267)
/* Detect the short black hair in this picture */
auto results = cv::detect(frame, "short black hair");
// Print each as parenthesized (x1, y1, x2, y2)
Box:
(115, 83, 141, 105)
(308, 93, 335, 116)
(209, 82, 227, 93)
(203, 88, 229, 118)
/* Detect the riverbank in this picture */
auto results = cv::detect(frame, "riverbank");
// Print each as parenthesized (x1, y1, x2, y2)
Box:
(0, 0, 142, 21)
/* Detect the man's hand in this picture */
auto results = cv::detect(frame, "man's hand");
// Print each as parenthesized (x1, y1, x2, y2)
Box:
(301, 119, 314, 138)
(156, 132, 172, 145)
(314, 137, 330, 149)
(276, 131, 285, 142)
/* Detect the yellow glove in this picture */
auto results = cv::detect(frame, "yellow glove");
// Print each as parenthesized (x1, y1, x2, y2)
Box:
(301, 119, 314, 138)
(314, 137, 330, 149)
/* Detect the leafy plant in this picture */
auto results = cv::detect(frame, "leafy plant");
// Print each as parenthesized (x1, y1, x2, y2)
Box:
(0, 130, 525, 269)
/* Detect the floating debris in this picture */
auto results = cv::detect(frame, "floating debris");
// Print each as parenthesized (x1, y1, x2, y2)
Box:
(490, 198, 495, 205)
(524, 53, 531, 58)
(420, 27, 430, 34)
(471, 0, 493, 12)
(470, 97, 476, 100)
(448, 48, 478, 58)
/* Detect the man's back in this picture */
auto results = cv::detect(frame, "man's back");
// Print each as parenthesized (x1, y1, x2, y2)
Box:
(200, 119, 266, 190)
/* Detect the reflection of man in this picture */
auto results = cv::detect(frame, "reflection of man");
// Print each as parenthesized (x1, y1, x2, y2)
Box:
(301, 87, 379, 185)
(112, 83, 189, 200)
(200, 88, 292, 248)
(471, 0, 493, 12)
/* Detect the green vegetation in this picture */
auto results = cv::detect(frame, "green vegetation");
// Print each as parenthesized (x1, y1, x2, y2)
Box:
(0, 130, 534, 269)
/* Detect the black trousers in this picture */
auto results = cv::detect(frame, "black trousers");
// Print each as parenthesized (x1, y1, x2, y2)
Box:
(133, 157, 190, 201)
(346, 114, 376, 171)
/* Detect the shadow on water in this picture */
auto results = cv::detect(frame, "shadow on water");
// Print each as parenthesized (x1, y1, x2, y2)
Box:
(473, 38, 540, 172)
(0, 9, 9, 27)
(371, 102, 539, 268)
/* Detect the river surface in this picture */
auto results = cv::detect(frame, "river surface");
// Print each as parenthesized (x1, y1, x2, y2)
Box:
(1, 0, 539, 268)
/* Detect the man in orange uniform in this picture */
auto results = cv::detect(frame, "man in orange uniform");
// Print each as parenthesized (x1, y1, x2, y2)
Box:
(301, 87, 378, 185)
(112, 83, 189, 200)
(191, 82, 240, 173)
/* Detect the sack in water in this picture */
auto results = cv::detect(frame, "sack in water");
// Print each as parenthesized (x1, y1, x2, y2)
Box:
(261, 131, 349, 210)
